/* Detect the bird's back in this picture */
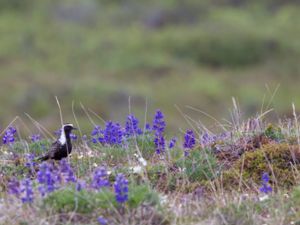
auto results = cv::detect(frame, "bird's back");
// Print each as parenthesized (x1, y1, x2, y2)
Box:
(39, 140, 72, 161)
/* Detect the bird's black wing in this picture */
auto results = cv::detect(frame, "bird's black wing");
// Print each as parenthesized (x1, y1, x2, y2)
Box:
(38, 141, 61, 161)
(48, 141, 62, 158)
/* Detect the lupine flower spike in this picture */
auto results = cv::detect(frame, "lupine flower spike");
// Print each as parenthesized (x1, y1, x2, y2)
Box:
(169, 137, 177, 149)
(3, 126, 17, 145)
(259, 172, 272, 194)
(125, 114, 142, 137)
(183, 130, 196, 156)
(153, 110, 166, 154)
(25, 153, 36, 173)
(7, 177, 20, 197)
(20, 178, 34, 203)
(37, 162, 60, 197)
(153, 110, 166, 135)
(114, 173, 129, 204)
(59, 159, 76, 183)
(92, 122, 124, 146)
(103, 121, 123, 145)
(30, 134, 41, 142)
(92, 167, 110, 190)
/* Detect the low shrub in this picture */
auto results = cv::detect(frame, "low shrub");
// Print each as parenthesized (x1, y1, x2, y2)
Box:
(222, 143, 300, 189)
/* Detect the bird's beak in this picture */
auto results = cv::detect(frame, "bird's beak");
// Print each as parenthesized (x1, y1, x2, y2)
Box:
(73, 127, 78, 130)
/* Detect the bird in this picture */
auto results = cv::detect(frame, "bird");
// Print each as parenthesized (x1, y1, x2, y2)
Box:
(38, 123, 77, 161)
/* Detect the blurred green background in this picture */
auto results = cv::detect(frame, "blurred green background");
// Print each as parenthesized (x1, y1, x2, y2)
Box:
(0, 0, 300, 133)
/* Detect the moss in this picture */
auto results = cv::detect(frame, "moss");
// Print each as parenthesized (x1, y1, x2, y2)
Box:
(222, 143, 300, 190)
(264, 124, 285, 142)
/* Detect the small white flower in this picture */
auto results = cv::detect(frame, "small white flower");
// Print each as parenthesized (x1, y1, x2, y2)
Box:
(87, 151, 94, 157)
(107, 170, 112, 175)
(93, 163, 98, 167)
(129, 165, 143, 174)
(178, 167, 186, 172)
(259, 195, 269, 202)
(138, 157, 147, 166)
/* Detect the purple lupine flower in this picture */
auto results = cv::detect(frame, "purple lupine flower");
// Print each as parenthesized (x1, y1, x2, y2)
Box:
(105, 121, 123, 145)
(145, 123, 152, 132)
(152, 110, 166, 154)
(7, 177, 20, 197)
(25, 153, 36, 172)
(70, 133, 77, 141)
(183, 130, 196, 156)
(154, 135, 165, 154)
(59, 159, 76, 183)
(92, 122, 124, 146)
(169, 137, 177, 149)
(260, 183, 272, 194)
(30, 134, 41, 142)
(259, 172, 272, 194)
(3, 126, 17, 144)
(91, 125, 103, 143)
(114, 173, 129, 204)
(91, 167, 110, 190)
(37, 162, 60, 197)
(76, 180, 86, 191)
(262, 172, 269, 183)
(102, 121, 123, 145)
(218, 132, 230, 141)
(200, 132, 216, 147)
(98, 217, 108, 225)
(152, 110, 166, 135)
(183, 130, 196, 149)
(20, 178, 34, 203)
(125, 114, 142, 137)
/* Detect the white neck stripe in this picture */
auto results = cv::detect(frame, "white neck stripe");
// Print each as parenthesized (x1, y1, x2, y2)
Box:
(59, 130, 66, 145)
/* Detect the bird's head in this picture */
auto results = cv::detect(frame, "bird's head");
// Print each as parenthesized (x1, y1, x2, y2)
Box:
(62, 123, 77, 134)
(58, 123, 77, 144)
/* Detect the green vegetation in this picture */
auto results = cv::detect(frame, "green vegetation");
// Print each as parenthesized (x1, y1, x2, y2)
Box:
(1, 113, 300, 224)
(222, 143, 300, 189)
(1, 0, 300, 224)
(44, 184, 159, 213)
(0, 0, 300, 132)
(175, 149, 218, 182)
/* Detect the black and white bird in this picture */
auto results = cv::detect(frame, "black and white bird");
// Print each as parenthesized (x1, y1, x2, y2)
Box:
(38, 123, 77, 161)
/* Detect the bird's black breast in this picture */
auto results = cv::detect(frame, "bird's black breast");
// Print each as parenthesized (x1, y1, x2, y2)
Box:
(55, 143, 72, 160)
(47, 141, 72, 160)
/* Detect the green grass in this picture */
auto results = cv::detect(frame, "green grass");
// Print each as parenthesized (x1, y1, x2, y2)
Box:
(1, 109, 300, 224)
(0, 1, 300, 132)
